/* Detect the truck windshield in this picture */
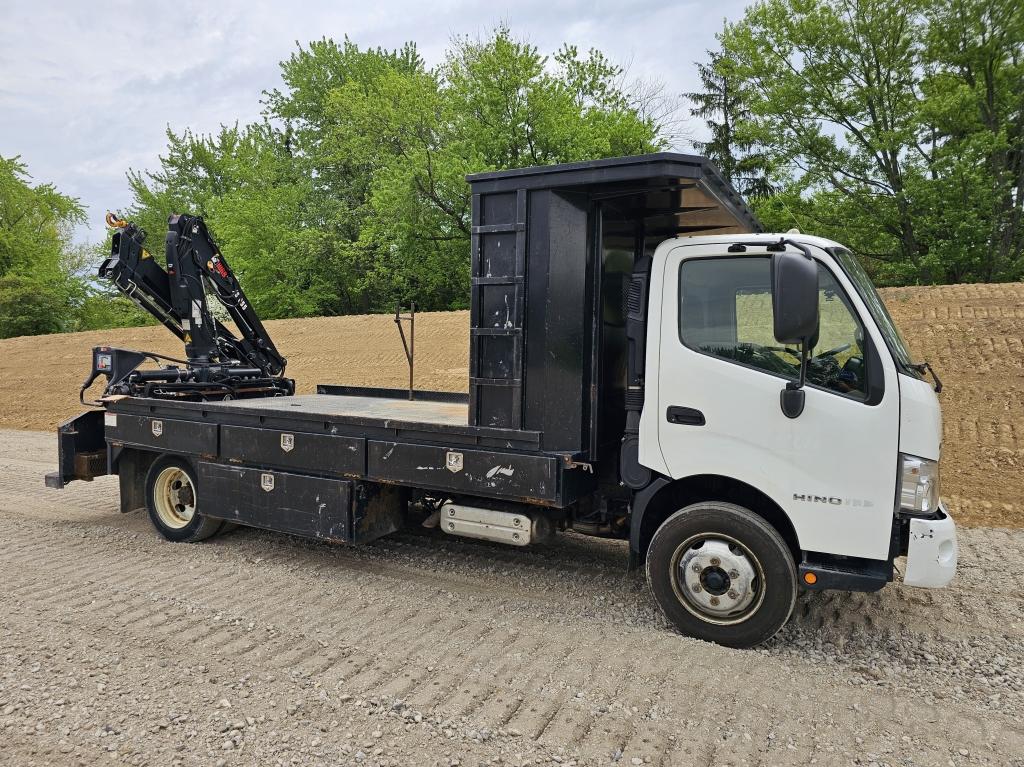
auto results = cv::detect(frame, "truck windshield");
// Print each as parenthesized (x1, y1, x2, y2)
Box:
(832, 248, 920, 377)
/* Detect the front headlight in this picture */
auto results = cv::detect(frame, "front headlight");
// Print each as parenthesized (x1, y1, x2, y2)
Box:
(899, 454, 940, 515)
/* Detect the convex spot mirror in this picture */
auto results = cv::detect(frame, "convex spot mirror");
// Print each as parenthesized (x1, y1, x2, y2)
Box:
(771, 250, 820, 344)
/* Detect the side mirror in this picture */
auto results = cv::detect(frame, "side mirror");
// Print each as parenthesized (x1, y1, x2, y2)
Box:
(771, 251, 819, 344)
(771, 251, 819, 419)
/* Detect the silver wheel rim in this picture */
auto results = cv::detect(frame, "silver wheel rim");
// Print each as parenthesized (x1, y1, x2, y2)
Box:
(669, 532, 765, 626)
(153, 467, 196, 529)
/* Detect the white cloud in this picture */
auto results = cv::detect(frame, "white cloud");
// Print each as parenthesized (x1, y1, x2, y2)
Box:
(0, 0, 750, 243)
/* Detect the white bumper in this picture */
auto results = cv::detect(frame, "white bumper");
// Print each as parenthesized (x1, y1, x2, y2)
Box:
(902, 505, 957, 588)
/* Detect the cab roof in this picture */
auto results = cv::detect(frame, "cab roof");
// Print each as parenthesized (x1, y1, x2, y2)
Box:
(662, 231, 846, 254)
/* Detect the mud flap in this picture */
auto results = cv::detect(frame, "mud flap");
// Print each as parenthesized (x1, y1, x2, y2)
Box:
(45, 410, 108, 489)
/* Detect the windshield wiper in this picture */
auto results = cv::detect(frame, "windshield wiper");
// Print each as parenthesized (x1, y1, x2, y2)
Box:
(911, 361, 943, 393)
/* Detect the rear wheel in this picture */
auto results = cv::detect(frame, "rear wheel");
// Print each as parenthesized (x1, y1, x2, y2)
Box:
(145, 456, 224, 542)
(646, 501, 796, 648)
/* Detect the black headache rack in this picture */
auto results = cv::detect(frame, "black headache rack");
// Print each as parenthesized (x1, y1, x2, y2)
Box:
(50, 153, 759, 519)
(463, 152, 759, 474)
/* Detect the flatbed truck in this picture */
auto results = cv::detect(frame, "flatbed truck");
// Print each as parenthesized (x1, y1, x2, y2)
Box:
(48, 153, 957, 648)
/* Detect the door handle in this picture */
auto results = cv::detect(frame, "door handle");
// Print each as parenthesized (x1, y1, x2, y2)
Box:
(666, 406, 706, 426)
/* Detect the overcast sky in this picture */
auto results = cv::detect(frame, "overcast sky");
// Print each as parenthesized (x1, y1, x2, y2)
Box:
(0, 0, 751, 243)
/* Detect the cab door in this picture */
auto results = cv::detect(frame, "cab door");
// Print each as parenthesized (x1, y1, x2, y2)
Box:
(652, 243, 900, 561)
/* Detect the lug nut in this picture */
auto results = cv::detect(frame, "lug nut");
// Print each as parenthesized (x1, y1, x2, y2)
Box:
(729, 569, 740, 579)
(691, 584, 702, 593)
(727, 590, 738, 600)
(710, 557, 721, 566)
(710, 597, 720, 606)
(691, 564, 701, 573)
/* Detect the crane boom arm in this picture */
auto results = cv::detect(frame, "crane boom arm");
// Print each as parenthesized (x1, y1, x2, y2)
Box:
(87, 213, 293, 402)
(163, 213, 286, 375)
(100, 214, 287, 376)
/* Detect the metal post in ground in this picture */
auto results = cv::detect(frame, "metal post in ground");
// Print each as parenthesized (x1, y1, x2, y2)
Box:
(394, 302, 416, 400)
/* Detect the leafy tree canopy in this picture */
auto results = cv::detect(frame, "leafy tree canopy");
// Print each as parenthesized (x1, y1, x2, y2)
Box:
(710, 0, 1024, 284)
(0, 156, 87, 337)
(125, 27, 664, 316)
(6, 12, 1022, 339)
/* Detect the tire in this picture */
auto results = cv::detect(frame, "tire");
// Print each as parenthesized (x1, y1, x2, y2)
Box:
(145, 456, 225, 542)
(646, 501, 797, 649)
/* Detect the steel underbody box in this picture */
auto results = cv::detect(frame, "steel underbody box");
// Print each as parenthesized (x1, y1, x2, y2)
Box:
(199, 462, 354, 541)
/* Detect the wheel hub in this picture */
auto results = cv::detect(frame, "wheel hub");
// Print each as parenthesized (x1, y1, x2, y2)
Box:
(699, 566, 730, 595)
(171, 480, 194, 510)
(678, 538, 758, 618)
(153, 467, 196, 529)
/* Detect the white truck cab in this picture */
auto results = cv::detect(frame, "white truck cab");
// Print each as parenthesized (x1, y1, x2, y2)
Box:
(634, 233, 956, 641)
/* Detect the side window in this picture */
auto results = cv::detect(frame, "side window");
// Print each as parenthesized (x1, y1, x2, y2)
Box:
(678, 257, 869, 399)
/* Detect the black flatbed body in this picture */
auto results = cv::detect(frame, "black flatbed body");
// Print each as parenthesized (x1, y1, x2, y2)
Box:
(105, 385, 591, 508)
(51, 152, 760, 538)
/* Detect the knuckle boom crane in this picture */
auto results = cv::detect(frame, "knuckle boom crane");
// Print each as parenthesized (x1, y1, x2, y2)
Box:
(82, 213, 295, 402)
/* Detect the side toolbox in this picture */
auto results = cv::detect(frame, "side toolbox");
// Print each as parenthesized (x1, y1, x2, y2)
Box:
(107, 412, 218, 455)
(196, 462, 405, 544)
(220, 424, 364, 477)
(367, 440, 564, 505)
(198, 462, 353, 541)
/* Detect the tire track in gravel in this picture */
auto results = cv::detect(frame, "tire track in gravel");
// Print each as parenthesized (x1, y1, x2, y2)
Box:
(3, 429, 1024, 766)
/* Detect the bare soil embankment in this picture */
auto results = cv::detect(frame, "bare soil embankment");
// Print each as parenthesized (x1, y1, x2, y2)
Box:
(1, 283, 1021, 528)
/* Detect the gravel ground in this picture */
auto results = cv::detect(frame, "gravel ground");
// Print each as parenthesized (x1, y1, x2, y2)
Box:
(1, 429, 1023, 766)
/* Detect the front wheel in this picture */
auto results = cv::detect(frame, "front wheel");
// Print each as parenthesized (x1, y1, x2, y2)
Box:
(145, 456, 225, 542)
(646, 502, 796, 648)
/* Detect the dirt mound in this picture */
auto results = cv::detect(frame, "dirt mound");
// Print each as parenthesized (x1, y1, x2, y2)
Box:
(882, 283, 1024, 527)
(0, 310, 471, 432)
(1, 284, 1021, 528)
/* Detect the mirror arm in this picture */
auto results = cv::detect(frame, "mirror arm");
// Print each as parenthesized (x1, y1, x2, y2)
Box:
(781, 340, 809, 419)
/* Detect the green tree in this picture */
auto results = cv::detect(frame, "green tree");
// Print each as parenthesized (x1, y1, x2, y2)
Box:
(326, 26, 665, 311)
(0, 156, 85, 337)
(685, 48, 774, 197)
(720, 0, 1024, 284)
(123, 123, 347, 319)
(127, 28, 667, 316)
(918, 0, 1024, 282)
(127, 41, 430, 317)
(265, 39, 432, 313)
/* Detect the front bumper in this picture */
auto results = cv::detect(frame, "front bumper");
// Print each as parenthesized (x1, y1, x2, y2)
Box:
(902, 504, 957, 588)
